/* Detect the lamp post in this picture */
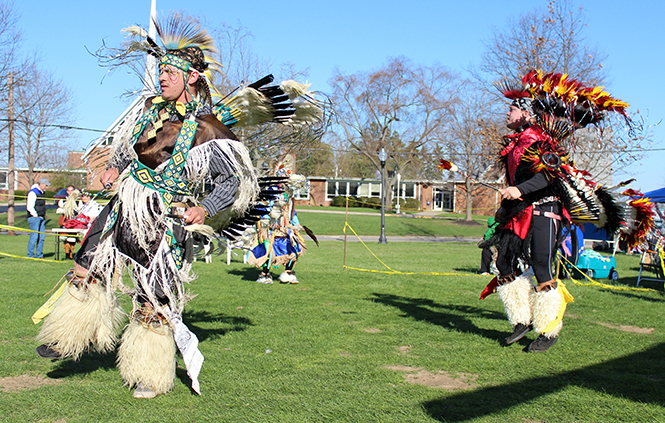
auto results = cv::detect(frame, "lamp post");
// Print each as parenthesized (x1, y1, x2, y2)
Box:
(378, 148, 388, 244)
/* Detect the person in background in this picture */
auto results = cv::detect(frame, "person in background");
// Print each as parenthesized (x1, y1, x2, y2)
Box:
(249, 169, 307, 285)
(78, 191, 102, 223)
(56, 185, 76, 218)
(479, 216, 499, 275)
(57, 186, 80, 259)
(26, 178, 50, 258)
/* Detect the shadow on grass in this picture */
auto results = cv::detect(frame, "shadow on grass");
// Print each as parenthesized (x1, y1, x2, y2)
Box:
(47, 350, 117, 379)
(452, 265, 482, 274)
(227, 267, 263, 282)
(398, 222, 439, 237)
(45, 311, 252, 381)
(606, 290, 665, 302)
(422, 342, 665, 421)
(183, 310, 253, 342)
(368, 293, 507, 342)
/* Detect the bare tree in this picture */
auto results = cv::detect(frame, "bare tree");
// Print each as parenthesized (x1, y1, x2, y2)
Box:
(330, 56, 458, 205)
(0, 1, 23, 164)
(440, 80, 503, 220)
(13, 63, 75, 187)
(473, 0, 648, 183)
(296, 137, 334, 177)
(204, 20, 329, 170)
(477, 0, 606, 89)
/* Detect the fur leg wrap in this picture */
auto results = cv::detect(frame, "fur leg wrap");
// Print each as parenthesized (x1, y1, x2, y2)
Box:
(496, 275, 533, 326)
(117, 319, 176, 395)
(531, 288, 564, 338)
(37, 282, 125, 360)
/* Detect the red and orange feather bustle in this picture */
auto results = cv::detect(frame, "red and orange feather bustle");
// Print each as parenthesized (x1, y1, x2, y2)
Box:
(438, 159, 458, 172)
(620, 190, 656, 250)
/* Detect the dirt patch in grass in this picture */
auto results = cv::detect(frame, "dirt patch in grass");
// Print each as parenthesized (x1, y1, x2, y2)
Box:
(364, 328, 383, 333)
(398, 345, 412, 355)
(596, 322, 654, 334)
(0, 374, 60, 392)
(566, 314, 654, 334)
(386, 366, 478, 390)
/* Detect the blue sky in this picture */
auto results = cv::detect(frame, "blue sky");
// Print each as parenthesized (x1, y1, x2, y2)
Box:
(16, 0, 665, 192)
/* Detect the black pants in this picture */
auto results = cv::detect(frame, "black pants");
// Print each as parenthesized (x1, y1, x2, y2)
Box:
(480, 247, 493, 273)
(496, 202, 562, 284)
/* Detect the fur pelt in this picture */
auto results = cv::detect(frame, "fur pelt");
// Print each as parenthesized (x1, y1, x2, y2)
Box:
(531, 287, 564, 337)
(278, 271, 298, 283)
(117, 320, 176, 395)
(37, 281, 125, 359)
(496, 275, 534, 326)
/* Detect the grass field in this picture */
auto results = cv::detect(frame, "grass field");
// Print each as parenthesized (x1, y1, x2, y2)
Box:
(1, 207, 489, 239)
(0, 214, 664, 422)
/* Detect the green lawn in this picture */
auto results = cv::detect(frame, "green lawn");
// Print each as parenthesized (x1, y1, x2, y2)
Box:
(1, 207, 489, 239)
(0, 230, 663, 422)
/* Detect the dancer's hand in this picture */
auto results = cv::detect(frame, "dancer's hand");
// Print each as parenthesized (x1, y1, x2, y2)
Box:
(500, 186, 522, 200)
(100, 167, 119, 188)
(183, 206, 206, 224)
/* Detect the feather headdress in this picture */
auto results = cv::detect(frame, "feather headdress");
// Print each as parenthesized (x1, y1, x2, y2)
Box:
(495, 69, 631, 137)
(100, 12, 222, 105)
(494, 70, 650, 241)
(122, 13, 220, 74)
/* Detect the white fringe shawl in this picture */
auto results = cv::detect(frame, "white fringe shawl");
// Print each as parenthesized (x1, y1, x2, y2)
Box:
(183, 137, 259, 215)
(87, 137, 258, 314)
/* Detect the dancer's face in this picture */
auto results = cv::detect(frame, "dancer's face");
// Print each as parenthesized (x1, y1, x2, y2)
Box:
(506, 105, 529, 130)
(159, 65, 186, 102)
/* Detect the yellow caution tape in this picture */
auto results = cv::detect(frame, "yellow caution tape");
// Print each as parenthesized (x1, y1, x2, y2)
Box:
(0, 251, 61, 263)
(0, 224, 83, 237)
(343, 222, 485, 277)
(558, 253, 659, 293)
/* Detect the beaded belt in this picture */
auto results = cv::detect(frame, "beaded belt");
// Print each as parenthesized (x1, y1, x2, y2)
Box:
(532, 210, 562, 220)
(533, 196, 560, 206)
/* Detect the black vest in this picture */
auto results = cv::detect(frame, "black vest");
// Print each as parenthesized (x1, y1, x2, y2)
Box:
(30, 187, 46, 217)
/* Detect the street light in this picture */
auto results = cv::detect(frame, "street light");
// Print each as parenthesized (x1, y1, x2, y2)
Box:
(378, 148, 388, 244)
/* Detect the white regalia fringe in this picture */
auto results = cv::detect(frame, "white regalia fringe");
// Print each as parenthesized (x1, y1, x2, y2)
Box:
(531, 287, 564, 337)
(496, 275, 534, 327)
(117, 319, 176, 395)
(184, 138, 259, 214)
(85, 138, 258, 314)
(37, 281, 125, 359)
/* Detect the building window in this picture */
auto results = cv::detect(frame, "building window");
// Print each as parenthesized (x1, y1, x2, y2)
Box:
(0, 170, 6, 190)
(293, 186, 310, 200)
(356, 182, 370, 197)
(326, 179, 389, 200)
(443, 192, 453, 210)
(349, 182, 359, 196)
(370, 183, 381, 197)
(404, 183, 415, 198)
(327, 181, 337, 197)
(393, 182, 416, 199)
(338, 182, 348, 196)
